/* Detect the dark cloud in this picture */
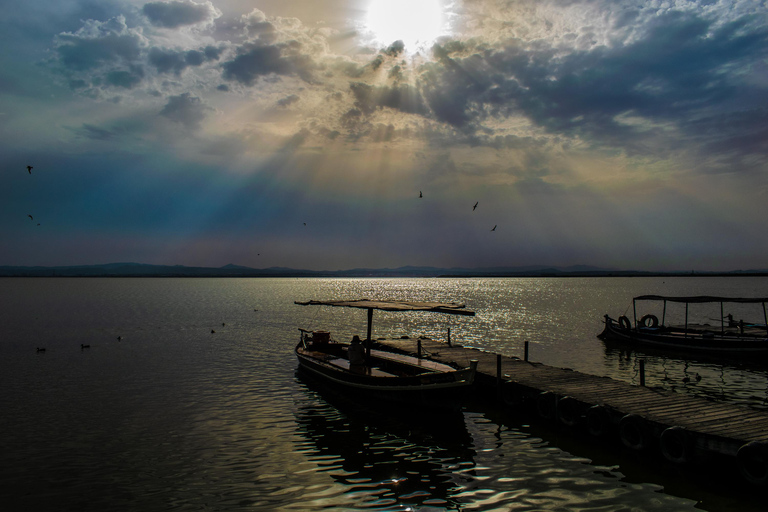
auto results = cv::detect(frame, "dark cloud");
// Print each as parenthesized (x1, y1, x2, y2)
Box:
(277, 94, 300, 107)
(142, 1, 218, 29)
(350, 82, 428, 116)
(419, 11, 768, 161)
(105, 67, 144, 89)
(148, 46, 220, 75)
(160, 92, 211, 129)
(221, 42, 316, 85)
(55, 16, 144, 72)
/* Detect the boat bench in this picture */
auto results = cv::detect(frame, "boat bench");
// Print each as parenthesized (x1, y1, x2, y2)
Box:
(327, 358, 396, 377)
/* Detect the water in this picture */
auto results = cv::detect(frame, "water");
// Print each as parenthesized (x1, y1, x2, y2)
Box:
(1, 277, 767, 510)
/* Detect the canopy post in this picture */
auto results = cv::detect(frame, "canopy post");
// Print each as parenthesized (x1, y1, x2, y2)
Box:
(763, 302, 767, 336)
(721, 302, 725, 336)
(366, 307, 373, 358)
(633, 299, 638, 328)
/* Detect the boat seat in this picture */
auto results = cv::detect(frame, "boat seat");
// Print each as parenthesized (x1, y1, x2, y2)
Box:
(327, 358, 396, 377)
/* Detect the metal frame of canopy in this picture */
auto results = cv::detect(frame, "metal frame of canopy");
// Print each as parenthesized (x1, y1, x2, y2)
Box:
(631, 295, 768, 337)
(295, 299, 476, 357)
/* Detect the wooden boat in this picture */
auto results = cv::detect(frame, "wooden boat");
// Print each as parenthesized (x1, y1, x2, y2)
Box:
(294, 299, 478, 411)
(599, 295, 768, 356)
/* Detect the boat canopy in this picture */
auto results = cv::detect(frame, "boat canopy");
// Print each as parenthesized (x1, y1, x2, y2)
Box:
(295, 299, 476, 316)
(634, 295, 768, 304)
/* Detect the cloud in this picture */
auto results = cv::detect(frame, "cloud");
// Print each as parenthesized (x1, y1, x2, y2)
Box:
(142, 1, 220, 29)
(159, 92, 212, 129)
(54, 15, 146, 72)
(148, 46, 222, 75)
(221, 41, 317, 85)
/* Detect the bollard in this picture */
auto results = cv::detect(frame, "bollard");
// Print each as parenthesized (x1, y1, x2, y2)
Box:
(524, 341, 529, 362)
(639, 359, 645, 386)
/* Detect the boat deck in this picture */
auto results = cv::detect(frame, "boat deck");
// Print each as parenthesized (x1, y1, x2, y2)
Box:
(376, 337, 768, 454)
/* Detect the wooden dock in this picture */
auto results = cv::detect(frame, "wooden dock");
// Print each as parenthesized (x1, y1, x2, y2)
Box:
(376, 337, 768, 487)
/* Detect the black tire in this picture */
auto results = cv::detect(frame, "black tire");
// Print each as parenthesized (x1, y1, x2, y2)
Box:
(660, 426, 689, 464)
(619, 414, 647, 451)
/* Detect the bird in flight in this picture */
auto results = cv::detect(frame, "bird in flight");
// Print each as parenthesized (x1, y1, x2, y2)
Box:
(491, 225, 497, 231)
(28, 214, 33, 221)
(473, 201, 478, 211)
(27, 165, 33, 174)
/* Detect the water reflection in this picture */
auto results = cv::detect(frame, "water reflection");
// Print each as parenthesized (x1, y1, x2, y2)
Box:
(294, 373, 475, 510)
(602, 342, 768, 410)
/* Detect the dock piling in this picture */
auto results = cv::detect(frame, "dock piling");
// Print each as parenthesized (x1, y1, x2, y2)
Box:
(524, 341, 529, 362)
(639, 359, 646, 387)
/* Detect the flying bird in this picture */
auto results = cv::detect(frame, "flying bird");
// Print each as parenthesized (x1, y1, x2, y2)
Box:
(28, 214, 33, 221)
(491, 225, 497, 231)
(27, 165, 33, 174)
(473, 201, 478, 211)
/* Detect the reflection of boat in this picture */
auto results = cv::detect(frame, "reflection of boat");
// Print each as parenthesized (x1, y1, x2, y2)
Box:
(294, 299, 478, 411)
(599, 295, 768, 356)
(293, 379, 474, 508)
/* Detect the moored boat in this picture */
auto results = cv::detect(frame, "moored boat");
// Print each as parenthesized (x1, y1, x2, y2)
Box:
(599, 295, 768, 356)
(294, 299, 478, 411)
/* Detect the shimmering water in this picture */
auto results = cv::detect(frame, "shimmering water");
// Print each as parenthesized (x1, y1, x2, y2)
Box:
(2, 277, 767, 510)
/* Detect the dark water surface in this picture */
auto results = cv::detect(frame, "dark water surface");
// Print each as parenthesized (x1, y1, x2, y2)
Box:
(2, 277, 767, 510)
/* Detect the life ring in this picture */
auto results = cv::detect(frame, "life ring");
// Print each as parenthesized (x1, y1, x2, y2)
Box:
(619, 414, 647, 451)
(556, 396, 580, 427)
(586, 405, 612, 437)
(660, 426, 690, 464)
(618, 316, 631, 330)
(639, 314, 659, 328)
(536, 391, 557, 420)
(737, 441, 768, 486)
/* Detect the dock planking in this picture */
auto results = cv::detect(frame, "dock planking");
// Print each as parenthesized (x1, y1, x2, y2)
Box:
(376, 336, 768, 486)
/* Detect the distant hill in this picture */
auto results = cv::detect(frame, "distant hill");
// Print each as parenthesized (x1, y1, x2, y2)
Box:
(1, 263, 767, 277)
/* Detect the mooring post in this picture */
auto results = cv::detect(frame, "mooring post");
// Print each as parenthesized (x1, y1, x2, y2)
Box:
(639, 359, 646, 386)
(447, 327, 451, 347)
(417, 339, 422, 359)
(524, 341, 529, 362)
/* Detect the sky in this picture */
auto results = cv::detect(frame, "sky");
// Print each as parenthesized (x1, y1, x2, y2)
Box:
(1, 0, 767, 271)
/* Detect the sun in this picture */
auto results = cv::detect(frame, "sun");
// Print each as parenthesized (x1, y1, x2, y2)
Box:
(364, 0, 447, 53)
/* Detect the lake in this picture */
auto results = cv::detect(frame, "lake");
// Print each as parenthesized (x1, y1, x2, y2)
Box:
(2, 276, 767, 510)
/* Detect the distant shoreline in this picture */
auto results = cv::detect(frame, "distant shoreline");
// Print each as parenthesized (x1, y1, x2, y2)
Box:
(1, 263, 766, 279)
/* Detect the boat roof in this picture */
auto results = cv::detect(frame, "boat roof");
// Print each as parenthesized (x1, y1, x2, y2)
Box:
(294, 299, 475, 316)
(634, 295, 768, 304)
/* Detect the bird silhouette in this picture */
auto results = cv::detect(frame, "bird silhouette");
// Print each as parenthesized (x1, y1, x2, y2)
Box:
(36, 347, 46, 352)
(28, 214, 33, 221)
(491, 225, 497, 231)
(27, 165, 33, 174)
(473, 201, 478, 211)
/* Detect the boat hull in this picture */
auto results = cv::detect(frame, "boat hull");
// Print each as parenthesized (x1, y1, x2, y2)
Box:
(599, 315, 768, 356)
(295, 344, 475, 411)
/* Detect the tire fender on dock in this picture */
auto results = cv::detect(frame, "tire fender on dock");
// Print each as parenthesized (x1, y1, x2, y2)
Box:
(619, 414, 647, 451)
(556, 396, 580, 427)
(536, 391, 557, 420)
(737, 441, 768, 486)
(586, 405, 612, 437)
(660, 426, 690, 464)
